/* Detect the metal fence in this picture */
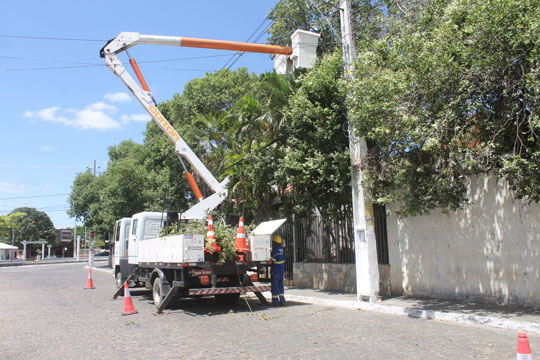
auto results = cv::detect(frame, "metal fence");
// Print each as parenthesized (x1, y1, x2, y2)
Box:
(277, 205, 388, 280)
(278, 214, 355, 280)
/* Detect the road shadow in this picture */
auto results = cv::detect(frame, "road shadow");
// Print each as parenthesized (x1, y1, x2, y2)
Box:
(386, 295, 540, 320)
(128, 288, 304, 316)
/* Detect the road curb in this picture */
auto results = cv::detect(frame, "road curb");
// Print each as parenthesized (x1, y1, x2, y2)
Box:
(258, 292, 540, 334)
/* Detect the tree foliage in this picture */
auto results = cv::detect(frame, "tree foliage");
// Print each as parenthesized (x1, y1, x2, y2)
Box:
(267, 0, 385, 56)
(0, 212, 26, 243)
(281, 52, 351, 219)
(68, 140, 149, 237)
(350, 0, 540, 215)
(9, 207, 56, 247)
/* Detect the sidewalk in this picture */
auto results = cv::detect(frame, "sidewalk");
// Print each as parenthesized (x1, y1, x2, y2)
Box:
(258, 287, 540, 334)
(0, 257, 107, 267)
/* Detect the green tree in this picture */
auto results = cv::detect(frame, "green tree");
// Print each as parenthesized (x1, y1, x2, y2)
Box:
(221, 72, 299, 222)
(68, 169, 101, 223)
(349, 0, 540, 216)
(267, 0, 385, 56)
(0, 212, 26, 243)
(10, 207, 56, 248)
(143, 68, 259, 205)
(68, 140, 150, 237)
(281, 52, 351, 220)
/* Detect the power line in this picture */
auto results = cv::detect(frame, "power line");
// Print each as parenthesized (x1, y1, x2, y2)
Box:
(0, 54, 236, 72)
(140, 54, 232, 64)
(222, 22, 272, 72)
(0, 193, 69, 201)
(0, 53, 231, 65)
(0, 55, 96, 65)
(0, 34, 106, 42)
(0, 209, 69, 214)
(132, 67, 212, 72)
(1, 64, 104, 72)
(1, 65, 214, 72)
(218, 18, 273, 74)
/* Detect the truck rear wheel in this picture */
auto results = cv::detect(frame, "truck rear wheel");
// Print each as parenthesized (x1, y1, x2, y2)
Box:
(152, 277, 164, 309)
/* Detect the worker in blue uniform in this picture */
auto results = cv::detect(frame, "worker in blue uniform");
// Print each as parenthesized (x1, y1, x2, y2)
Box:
(270, 235, 286, 305)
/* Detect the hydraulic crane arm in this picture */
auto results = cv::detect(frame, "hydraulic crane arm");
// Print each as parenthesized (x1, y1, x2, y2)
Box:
(100, 32, 292, 57)
(100, 32, 295, 220)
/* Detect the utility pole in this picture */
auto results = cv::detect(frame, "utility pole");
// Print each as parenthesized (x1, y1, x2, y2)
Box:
(74, 218, 78, 260)
(339, 0, 379, 302)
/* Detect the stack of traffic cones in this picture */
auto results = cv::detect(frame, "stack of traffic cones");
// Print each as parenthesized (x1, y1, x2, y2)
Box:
(205, 215, 221, 253)
(517, 331, 533, 359)
(84, 269, 95, 289)
(235, 217, 250, 261)
(122, 282, 137, 316)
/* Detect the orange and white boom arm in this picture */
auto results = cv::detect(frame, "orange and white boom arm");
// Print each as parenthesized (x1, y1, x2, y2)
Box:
(101, 32, 292, 57)
(100, 32, 295, 220)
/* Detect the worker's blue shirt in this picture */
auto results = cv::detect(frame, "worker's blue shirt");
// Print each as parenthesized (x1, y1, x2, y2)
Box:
(271, 245, 285, 276)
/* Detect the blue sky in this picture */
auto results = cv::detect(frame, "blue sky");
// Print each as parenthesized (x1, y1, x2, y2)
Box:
(1, 1, 279, 229)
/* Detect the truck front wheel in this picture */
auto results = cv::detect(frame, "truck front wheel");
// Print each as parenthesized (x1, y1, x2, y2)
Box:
(152, 277, 164, 309)
(115, 271, 123, 289)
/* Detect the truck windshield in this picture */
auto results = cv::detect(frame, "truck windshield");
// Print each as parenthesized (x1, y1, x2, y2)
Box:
(114, 221, 121, 242)
(131, 219, 138, 235)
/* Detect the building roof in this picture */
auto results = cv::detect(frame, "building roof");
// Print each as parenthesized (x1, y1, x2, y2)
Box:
(0, 242, 19, 250)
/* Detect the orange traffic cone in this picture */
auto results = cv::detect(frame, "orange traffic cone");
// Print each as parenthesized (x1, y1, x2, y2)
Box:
(235, 217, 250, 260)
(84, 269, 95, 289)
(122, 282, 137, 316)
(517, 331, 533, 359)
(205, 215, 221, 253)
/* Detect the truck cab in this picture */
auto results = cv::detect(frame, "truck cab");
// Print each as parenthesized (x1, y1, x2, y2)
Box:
(127, 212, 167, 265)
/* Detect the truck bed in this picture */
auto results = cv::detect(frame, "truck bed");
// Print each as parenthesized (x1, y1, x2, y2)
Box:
(137, 234, 204, 264)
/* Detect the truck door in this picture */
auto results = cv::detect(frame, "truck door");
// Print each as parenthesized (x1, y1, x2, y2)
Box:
(128, 218, 139, 264)
(113, 220, 121, 265)
(122, 219, 130, 257)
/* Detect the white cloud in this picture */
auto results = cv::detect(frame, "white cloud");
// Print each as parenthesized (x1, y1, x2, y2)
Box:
(120, 113, 151, 124)
(0, 182, 26, 194)
(24, 95, 149, 131)
(25, 103, 120, 131)
(74, 107, 120, 130)
(103, 92, 131, 103)
(24, 106, 61, 122)
(41, 145, 56, 152)
(87, 101, 117, 112)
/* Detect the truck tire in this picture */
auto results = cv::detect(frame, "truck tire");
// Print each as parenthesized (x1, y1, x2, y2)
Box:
(215, 293, 240, 305)
(153, 277, 165, 309)
(115, 271, 123, 289)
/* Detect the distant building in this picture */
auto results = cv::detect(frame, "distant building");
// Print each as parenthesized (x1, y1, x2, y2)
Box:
(0, 242, 20, 260)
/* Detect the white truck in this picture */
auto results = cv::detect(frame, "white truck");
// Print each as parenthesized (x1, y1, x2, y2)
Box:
(113, 211, 286, 311)
(102, 30, 319, 312)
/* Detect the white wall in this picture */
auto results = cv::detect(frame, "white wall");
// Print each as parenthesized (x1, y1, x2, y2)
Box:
(387, 174, 540, 305)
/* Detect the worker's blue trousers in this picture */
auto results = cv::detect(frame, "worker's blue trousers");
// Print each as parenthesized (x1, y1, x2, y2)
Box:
(271, 271, 285, 304)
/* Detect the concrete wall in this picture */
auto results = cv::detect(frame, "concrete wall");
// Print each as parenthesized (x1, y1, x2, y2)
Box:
(293, 263, 356, 292)
(293, 262, 392, 296)
(387, 175, 540, 305)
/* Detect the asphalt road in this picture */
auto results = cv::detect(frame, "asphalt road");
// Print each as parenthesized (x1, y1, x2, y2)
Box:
(0, 263, 534, 359)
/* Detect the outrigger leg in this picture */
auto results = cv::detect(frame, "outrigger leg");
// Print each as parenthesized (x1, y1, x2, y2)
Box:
(112, 274, 135, 300)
